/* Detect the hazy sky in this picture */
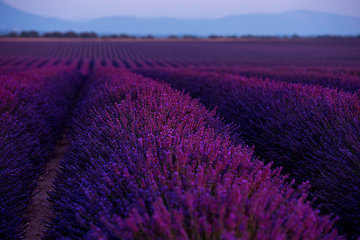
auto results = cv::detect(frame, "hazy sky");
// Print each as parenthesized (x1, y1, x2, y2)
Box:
(2, 0, 360, 20)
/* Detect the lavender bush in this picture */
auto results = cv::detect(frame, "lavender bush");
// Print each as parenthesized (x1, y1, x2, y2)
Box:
(137, 68, 360, 239)
(0, 67, 82, 239)
(46, 69, 342, 239)
(199, 66, 360, 92)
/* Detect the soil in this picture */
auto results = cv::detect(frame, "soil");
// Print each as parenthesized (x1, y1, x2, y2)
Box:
(23, 131, 68, 240)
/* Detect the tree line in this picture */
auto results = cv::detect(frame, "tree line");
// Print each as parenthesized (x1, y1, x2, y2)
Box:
(1, 31, 359, 39)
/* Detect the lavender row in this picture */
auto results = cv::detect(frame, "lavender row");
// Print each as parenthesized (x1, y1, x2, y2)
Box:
(137, 68, 360, 239)
(0, 68, 82, 239)
(199, 66, 360, 92)
(46, 69, 341, 239)
(1, 39, 360, 68)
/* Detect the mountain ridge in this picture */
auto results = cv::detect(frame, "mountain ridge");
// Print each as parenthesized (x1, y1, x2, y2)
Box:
(1, 1, 359, 36)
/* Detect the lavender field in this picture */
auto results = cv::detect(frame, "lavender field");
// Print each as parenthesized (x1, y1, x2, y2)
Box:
(0, 38, 360, 240)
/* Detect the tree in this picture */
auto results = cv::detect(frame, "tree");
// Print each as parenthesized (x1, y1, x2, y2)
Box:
(20, 31, 40, 38)
(168, 35, 178, 39)
(63, 31, 79, 38)
(43, 32, 63, 38)
(79, 32, 98, 38)
(8, 32, 19, 37)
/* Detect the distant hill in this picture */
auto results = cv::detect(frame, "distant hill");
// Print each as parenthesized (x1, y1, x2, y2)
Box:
(1, 1, 359, 36)
(0, 1, 76, 32)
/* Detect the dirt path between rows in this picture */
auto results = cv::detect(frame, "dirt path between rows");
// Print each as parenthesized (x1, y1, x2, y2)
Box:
(22, 72, 87, 240)
(23, 131, 68, 240)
